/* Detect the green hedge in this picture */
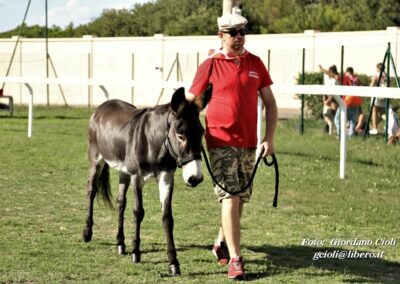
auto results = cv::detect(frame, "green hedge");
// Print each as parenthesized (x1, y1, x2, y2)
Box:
(296, 72, 400, 119)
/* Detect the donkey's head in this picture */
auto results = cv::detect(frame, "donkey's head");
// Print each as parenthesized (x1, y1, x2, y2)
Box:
(167, 85, 212, 187)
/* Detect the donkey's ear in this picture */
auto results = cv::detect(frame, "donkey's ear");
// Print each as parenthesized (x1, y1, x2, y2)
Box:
(171, 87, 186, 114)
(201, 84, 213, 110)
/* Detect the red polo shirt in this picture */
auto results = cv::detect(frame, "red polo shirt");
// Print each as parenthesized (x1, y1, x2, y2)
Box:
(189, 50, 273, 149)
(342, 74, 363, 107)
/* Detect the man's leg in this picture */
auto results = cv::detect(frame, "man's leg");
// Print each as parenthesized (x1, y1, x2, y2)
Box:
(347, 107, 359, 137)
(334, 108, 340, 135)
(216, 226, 225, 245)
(217, 202, 244, 245)
(356, 114, 364, 133)
(221, 197, 246, 280)
(209, 147, 250, 279)
(221, 196, 243, 258)
(371, 106, 378, 130)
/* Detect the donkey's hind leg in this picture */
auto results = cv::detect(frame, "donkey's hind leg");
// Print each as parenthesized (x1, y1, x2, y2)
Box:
(116, 172, 131, 254)
(83, 156, 104, 243)
(131, 174, 145, 263)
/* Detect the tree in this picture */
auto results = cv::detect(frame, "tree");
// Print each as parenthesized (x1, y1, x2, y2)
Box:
(375, 0, 400, 27)
(0, 0, 399, 38)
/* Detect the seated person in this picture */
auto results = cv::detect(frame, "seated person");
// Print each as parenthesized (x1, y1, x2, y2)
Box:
(322, 95, 337, 135)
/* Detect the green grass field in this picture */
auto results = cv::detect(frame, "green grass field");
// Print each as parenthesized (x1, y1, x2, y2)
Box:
(0, 106, 399, 283)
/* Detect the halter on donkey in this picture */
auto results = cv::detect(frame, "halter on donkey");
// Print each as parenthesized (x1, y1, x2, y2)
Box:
(82, 86, 212, 276)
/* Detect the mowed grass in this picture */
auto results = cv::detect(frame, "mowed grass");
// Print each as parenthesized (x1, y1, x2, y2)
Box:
(0, 105, 399, 283)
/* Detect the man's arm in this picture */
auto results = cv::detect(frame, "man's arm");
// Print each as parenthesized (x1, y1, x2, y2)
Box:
(186, 91, 205, 111)
(258, 85, 278, 157)
(369, 75, 377, 87)
(186, 57, 214, 110)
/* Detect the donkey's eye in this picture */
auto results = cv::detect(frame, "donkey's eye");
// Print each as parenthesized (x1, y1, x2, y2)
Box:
(176, 134, 185, 142)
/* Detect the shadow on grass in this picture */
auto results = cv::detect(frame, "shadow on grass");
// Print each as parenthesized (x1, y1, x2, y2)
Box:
(0, 128, 26, 133)
(85, 241, 399, 282)
(96, 241, 198, 255)
(245, 244, 400, 283)
(279, 149, 398, 170)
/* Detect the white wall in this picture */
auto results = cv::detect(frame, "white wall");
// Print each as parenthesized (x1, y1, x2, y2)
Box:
(0, 27, 399, 112)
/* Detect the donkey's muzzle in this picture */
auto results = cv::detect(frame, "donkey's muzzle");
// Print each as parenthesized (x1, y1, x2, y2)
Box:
(182, 159, 203, 187)
(187, 175, 204, 187)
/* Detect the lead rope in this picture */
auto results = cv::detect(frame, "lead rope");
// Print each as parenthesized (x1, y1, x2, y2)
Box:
(201, 146, 279, 207)
(163, 111, 183, 167)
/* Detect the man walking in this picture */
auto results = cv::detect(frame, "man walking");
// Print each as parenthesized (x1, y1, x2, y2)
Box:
(187, 12, 278, 280)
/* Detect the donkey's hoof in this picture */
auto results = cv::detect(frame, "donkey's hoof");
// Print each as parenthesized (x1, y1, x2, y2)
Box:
(117, 244, 126, 255)
(169, 264, 181, 276)
(131, 253, 141, 263)
(82, 228, 92, 243)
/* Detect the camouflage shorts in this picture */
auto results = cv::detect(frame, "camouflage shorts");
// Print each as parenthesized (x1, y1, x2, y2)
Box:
(209, 147, 256, 203)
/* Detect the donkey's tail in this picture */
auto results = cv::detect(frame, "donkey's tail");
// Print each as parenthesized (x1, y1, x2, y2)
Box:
(97, 163, 113, 209)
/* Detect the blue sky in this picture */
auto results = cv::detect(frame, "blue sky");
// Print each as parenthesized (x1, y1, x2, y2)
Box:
(0, 0, 151, 32)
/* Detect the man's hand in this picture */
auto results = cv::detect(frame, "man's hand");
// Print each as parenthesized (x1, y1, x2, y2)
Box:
(258, 141, 275, 158)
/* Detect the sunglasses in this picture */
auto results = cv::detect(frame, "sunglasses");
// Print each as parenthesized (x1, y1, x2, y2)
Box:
(222, 29, 246, 37)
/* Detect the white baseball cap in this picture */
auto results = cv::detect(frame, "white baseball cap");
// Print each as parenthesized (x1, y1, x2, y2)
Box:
(217, 13, 248, 31)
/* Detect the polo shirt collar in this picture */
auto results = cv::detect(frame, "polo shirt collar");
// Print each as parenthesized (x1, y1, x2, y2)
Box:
(208, 48, 249, 61)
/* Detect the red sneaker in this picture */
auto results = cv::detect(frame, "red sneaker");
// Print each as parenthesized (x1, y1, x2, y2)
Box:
(228, 256, 245, 280)
(212, 241, 230, 265)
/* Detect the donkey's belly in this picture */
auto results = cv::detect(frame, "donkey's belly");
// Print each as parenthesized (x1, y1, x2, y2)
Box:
(104, 158, 130, 174)
(103, 157, 157, 180)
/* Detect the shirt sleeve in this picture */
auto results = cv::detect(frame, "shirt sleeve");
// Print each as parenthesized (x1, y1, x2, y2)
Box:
(189, 58, 214, 97)
(342, 75, 352, 86)
(257, 58, 273, 90)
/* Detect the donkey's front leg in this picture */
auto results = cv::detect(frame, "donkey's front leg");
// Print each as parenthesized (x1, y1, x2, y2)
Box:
(131, 174, 144, 263)
(158, 171, 180, 276)
(116, 173, 131, 254)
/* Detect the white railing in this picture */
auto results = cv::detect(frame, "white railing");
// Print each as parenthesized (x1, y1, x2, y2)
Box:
(268, 84, 399, 179)
(1, 76, 399, 179)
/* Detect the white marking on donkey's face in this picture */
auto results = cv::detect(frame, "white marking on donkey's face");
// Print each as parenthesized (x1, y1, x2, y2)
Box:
(182, 159, 203, 187)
